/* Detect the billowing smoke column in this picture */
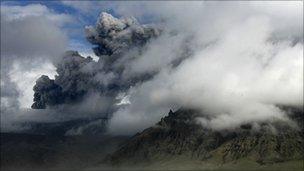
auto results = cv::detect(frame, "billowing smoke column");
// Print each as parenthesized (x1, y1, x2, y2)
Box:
(32, 12, 160, 111)
(85, 12, 160, 66)
(32, 51, 94, 108)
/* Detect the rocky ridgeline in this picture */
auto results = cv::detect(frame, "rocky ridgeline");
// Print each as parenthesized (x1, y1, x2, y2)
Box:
(108, 108, 304, 165)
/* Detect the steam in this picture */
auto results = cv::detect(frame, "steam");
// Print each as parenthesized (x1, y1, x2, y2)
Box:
(106, 2, 303, 134)
(1, 2, 303, 135)
(0, 4, 69, 131)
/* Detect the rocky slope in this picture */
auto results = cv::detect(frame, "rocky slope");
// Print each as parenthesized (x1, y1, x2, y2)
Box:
(108, 108, 304, 168)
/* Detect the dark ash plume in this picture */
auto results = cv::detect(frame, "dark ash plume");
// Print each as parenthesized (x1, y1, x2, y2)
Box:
(32, 51, 95, 109)
(32, 12, 161, 110)
(85, 12, 160, 62)
(32, 75, 63, 109)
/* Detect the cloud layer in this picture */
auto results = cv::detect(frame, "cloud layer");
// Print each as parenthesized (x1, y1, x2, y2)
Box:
(1, 4, 70, 130)
(106, 1, 303, 134)
(1, 2, 303, 135)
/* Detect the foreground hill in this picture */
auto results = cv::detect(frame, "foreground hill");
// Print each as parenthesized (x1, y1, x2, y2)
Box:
(0, 133, 128, 169)
(108, 108, 304, 170)
(1, 107, 303, 170)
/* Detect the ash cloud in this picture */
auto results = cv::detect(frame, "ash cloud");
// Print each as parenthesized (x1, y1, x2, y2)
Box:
(32, 51, 94, 109)
(2, 2, 303, 135)
(85, 12, 160, 58)
(31, 13, 161, 118)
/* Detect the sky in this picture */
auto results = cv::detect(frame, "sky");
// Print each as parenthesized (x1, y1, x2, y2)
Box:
(1, 1, 303, 135)
(1, 0, 158, 55)
(1, 1, 116, 58)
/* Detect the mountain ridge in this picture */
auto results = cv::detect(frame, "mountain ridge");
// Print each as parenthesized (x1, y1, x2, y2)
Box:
(1, 107, 303, 170)
(107, 108, 304, 168)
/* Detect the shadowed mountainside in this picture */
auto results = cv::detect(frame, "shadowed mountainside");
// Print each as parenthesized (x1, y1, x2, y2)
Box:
(1, 107, 303, 170)
(0, 133, 128, 169)
(108, 108, 304, 170)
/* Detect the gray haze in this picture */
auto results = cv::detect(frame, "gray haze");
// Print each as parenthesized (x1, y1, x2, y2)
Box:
(1, 2, 303, 135)
(0, 4, 70, 131)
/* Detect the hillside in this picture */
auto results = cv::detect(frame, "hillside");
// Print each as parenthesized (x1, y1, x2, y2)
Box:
(0, 133, 128, 169)
(107, 108, 304, 170)
(1, 108, 303, 170)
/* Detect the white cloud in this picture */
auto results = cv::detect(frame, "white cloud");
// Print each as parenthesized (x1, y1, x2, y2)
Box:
(1, 4, 70, 111)
(1, 4, 72, 24)
(9, 60, 56, 108)
(1, 4, 71, 59)
(108, 2, 303, 134)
